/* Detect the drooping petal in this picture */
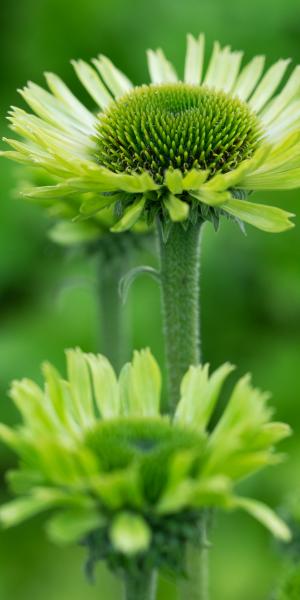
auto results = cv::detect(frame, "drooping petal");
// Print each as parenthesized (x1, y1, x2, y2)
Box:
(111, 196, 146, 232)
(231, 497, 291, 541)
(163, 192, 189, 221)
(221, 197, 295, 232)
(46, 506, 105, 545)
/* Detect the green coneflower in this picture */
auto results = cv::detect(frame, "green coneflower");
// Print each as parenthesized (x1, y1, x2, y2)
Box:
(0, 348, 291, 591)
(2, 33, 300, 233)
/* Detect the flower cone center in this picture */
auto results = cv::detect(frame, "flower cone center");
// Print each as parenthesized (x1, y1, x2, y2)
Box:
(96, 82, 261, 183)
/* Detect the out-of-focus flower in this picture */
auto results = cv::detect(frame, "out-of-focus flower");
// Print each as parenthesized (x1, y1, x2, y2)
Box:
(0, 348, 290, 576)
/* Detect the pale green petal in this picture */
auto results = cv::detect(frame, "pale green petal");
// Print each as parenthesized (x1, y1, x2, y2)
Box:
(189, 189, 232, 206)
(92, 468, 142, 510)
(111, 197, 145, 232)
(119, 349, 161, 417)
(45, 72, 96, 129)
(49, 221, 101, 246)
(222, 197, 295, 232)
(66, 348, 95, 428)
(22, 183, 77, 200)
(233, 55, 265, 101)
(110, 512, 151, 555)
(163, 193, 189, 221)
(203, 43, 243, 92)
(240, 167, 300, 190)
(175, 363, 235, 431)
(0, 424, 28, 454)
(9, 378, 58, 433)
(182, 169, 209, 190)
(232, 497, 291, 541)
(85, 353, 120, 418)
(254, 422, 292, 447)
(147, 49, 178, 84)
(42, 362, 79, 434)
(19, 82, 93, 135)
(184, 33, 205, 85)
(0, 487, 89, 527)
(71, 59, 112, 109)
(249, 59, 291, 113)
(262, 65, 300, 126)
(46, 507, 104, 545)
(219, 50, 243, 93)
(164, 169, 183, 194)
(0, 496, 54, 527)
(92, 55, 133, 98)
(203, 41, 222, 87)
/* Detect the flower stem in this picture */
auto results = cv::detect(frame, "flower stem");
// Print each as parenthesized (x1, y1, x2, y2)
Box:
(97, 240, 131, 372)
(179, 513, 211, 600)
(123, 570, 157, 600)
(157, 220, 203, 413)
(157, 219, 209, 600)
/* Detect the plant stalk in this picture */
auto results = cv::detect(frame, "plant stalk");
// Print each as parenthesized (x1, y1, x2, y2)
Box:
(157, 220, 203, 412)
(123, 570, 157, 600)
(97, 240, 131, 372)
(157, 219, 210, 600)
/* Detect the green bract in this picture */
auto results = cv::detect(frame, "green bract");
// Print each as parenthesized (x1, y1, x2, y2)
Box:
(2, 33, 300, 233)
(0, 348, 291, 576)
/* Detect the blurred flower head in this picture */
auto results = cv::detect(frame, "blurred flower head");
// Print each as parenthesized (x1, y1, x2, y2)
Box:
(0, 348, 291, 576)
(2, 34, 300, 233)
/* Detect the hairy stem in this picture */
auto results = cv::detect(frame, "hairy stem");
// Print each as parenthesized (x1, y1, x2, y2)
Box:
(179, 513, 211, 600)
(157, 220, 203, 412)
(123, 570, 157, 600)
(157, 219, 209, 600)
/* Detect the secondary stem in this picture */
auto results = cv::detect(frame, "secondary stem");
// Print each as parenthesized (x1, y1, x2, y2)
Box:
(157, 220, 203, 412)
(123, 570, 157, 600)
(97, 239, 131, 372)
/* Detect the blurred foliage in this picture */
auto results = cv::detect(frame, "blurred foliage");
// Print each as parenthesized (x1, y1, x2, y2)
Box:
(1, 0, 300, 598)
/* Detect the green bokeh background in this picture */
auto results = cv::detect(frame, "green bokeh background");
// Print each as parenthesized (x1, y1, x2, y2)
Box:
(1, 0, 300, 598)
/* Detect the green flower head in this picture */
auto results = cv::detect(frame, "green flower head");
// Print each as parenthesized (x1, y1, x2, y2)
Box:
(2, 34, 300, 233)
(0, 348, 291, 577)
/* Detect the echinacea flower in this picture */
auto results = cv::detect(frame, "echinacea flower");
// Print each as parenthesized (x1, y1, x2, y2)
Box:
(0, 348, 291, 579)
(2, 34, 300, 233)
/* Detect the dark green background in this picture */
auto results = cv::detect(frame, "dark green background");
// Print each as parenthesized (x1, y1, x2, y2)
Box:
(0, 0, 300, 598)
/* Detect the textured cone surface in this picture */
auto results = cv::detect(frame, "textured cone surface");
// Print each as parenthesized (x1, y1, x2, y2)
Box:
(96, 83, 261, 182)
